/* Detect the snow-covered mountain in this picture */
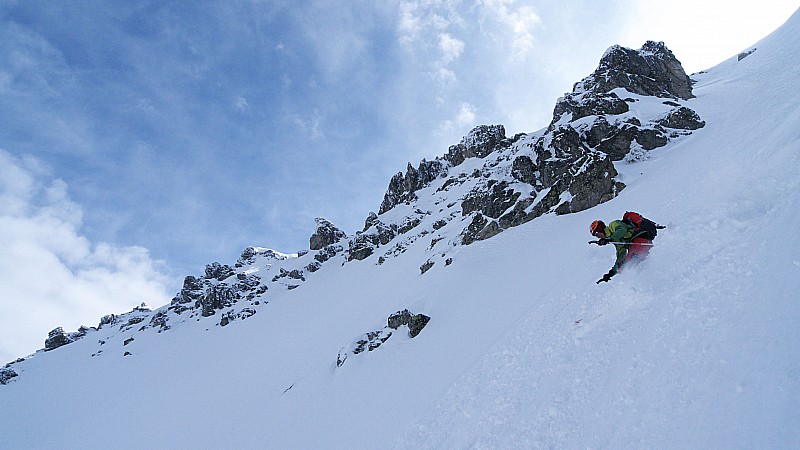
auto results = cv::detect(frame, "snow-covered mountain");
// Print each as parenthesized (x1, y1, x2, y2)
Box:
(2, 8, 799, 449)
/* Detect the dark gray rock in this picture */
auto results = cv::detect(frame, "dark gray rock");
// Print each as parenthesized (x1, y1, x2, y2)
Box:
(462, 213, 503, 245)
(0, 367, 18, 385)
(272, 268, 305, 283)
(235, 246, 261, 267)
(98, 314, 117, 329)
(511, 155, 538, 185)
(444, 124, 511, 166)
(119, 316, 145, 331)
(553, 92, 629, 122)
(310, 218, 347, 250)
(556, 153, 623, 214)
(170, 275, 205, 314)
(593, 122, 640, 160)
(347, 240, 375, 261)
(737, 48, 756, 61)
(657, 106, 706, 130)
(220, 308, 255, 327)
(234, 247, 259, 268)
(348, 213, 425, 261)
(197, 284, 236, 317)
(497, 196, 537, 229)
(239, 308, 256, 320)
(580, 41, 693, 100)
(314, 243, 343, 264)
(370, 219, 398, 245)
(305, 261, 322, 273)
(337, 309, 431, 367)
(379, 158, 447, 214)
(536, 126, 589, 182)
(462, 213, 489, 246)
(581, 113, 684, 161)
(205, 262, 235, 281)
(336, 329, 393, 367)
(461, 180, 521, 219)
(149, 311, 170, 332)
(635, 127, 669, 150)
(387, 309, 431, 338)
(44, 327, 73, 351)
(552, 41, 694, 127)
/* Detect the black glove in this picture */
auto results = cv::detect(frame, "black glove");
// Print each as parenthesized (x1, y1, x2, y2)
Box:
(596, 269, 617, 284)
(597, 237, 610, 246)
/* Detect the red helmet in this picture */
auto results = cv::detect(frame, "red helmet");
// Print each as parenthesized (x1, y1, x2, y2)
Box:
(590, 220, 605, 236)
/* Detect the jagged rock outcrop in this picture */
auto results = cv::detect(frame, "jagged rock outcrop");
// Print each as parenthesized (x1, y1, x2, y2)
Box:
(198, 284, 236, 317)
(205, 262, 234, 281)
(363, 41, 701, 250)
(347, 212, 426, 261)
(219, 307, 257, 327)
(457, 125, 622, 244)
(511, 155, 537, 185)
(236, 247, 292, 267)
(379, 159, 448, 214)
(167, 261, 268, 318)
(450, 42, 703, 244)
(574, 40, 693, 102)
(311, 243, 342, 265)
(656, 106, 706, 130)
(13, 244, 292, 376)
(387, 309, 431, 338)
(98, 314, 117, 329)
(44, 327, 75, 351)
(549, 41, 703, 163)
(170, 275, 205, 314)
(738, 48, 756, 61)
(309, 218, 347, 250)
(149, 311, 170, 332)
(462, 180, 521, 219)
(379, 125, 517, 215)
(443, 124, 513, 166)
(0, 367, 18, 385)
(272, 268, 305, 284)
(336, 309, 430, 367)
(553, 92, 630, 124)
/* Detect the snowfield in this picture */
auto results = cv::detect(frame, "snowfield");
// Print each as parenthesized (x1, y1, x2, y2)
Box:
(2, 8, 799, 450)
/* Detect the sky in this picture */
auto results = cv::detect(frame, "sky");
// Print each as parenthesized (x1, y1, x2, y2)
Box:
(0, 0, 798, 363)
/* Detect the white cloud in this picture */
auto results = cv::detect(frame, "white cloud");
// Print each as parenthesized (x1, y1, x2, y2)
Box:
(477, 0, 541, 60)
(0, 150, 171, 363)
(290, 109, 325, 140)
(398, 1, 422, 42)
(234, 96, 249, 112)
(438, 32, 464, 63)
(436, 102, 477, 134)
(456, 102, 476, 126)
(397, 0, 462, 50)
(434, 67, 458, 85)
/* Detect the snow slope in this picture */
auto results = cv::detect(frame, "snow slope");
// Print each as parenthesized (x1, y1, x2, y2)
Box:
(2, 8, 799, 449)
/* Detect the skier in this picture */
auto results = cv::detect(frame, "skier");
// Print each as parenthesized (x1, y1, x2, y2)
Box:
(590, 216, 656, 283)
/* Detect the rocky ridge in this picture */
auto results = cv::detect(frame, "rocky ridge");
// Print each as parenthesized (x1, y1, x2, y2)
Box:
(4, 41, 705, 380)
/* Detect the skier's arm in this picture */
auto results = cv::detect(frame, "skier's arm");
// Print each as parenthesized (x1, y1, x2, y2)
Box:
(597, 268, 617, 284)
